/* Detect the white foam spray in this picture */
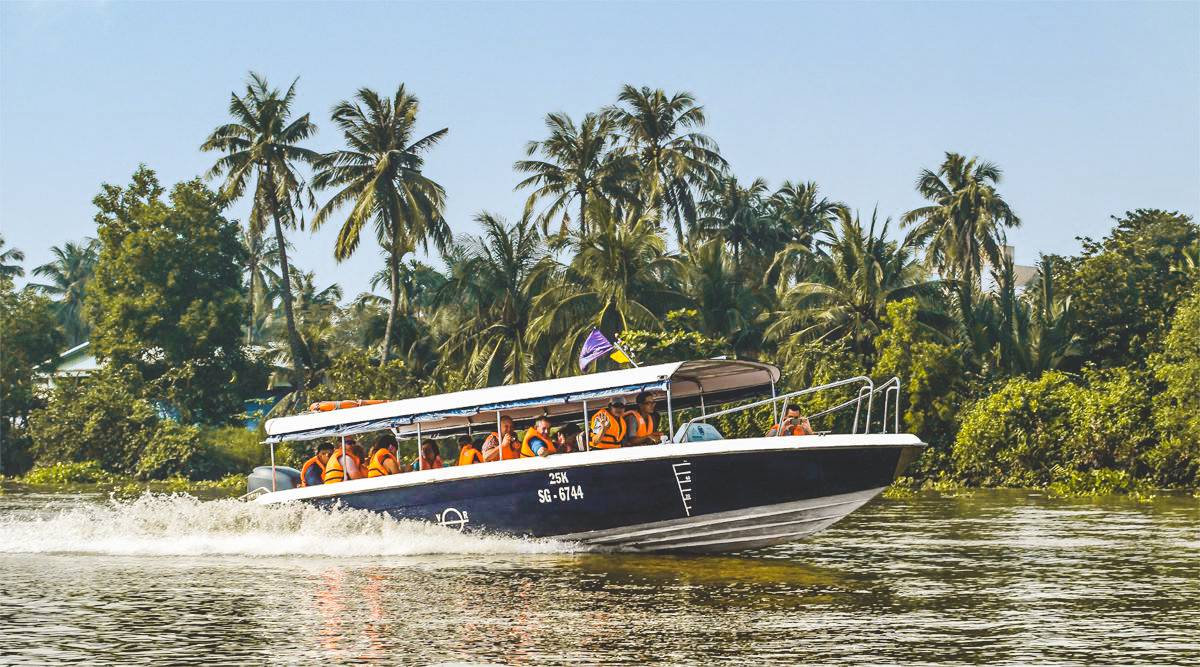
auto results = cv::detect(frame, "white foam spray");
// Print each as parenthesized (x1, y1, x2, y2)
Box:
(0, 493, 575, 558)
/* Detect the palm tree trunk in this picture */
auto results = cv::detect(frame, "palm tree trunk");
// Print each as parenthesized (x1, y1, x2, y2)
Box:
(263, 163, 308, 392)
(381, 244, 400, 366)
(246, 269, 255, 347)
(579, 189, 587, 237)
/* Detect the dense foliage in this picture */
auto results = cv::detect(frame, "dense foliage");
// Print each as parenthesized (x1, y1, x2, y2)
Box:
(87, 167, 252, 424)
(0, 277, 64, 473)
(3, 73, 1197, 491)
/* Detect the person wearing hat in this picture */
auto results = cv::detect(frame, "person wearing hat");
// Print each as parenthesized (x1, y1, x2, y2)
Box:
(623, 391, 664, 446)
(589, 398, 628, 449)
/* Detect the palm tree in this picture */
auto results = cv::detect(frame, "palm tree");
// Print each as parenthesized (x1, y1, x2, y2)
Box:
(530, 207, 687, 373)
(312, 84, 450, 365)
(439, 213, 549, 385)
(355, 257, 448, 373)
(682, 238, 768, 357)
(902, 152, 1020, 287)
(767, 180, 844, 251)
(201, 72, 320, 390)
(608, 85, 727, 243)
(695, 176, 771, 269)
(241, 227, 285, 345)
(514, 111, 635, 235)
(0, 235, 24, 278)
(768, 208, 939, 358)
(29, 237, 99, 345)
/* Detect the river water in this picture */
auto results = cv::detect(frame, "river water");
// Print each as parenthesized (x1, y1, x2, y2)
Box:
(0, 486, 1196, 666)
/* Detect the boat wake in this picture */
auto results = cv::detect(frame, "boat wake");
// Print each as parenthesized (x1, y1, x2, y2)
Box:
(0, 493, 574, 558)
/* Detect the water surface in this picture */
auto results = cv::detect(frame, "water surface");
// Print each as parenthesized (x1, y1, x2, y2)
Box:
(1, 486, 1196, 665)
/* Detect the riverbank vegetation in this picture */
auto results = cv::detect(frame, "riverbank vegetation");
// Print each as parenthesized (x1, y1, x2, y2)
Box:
(1, 74, 1197, 495)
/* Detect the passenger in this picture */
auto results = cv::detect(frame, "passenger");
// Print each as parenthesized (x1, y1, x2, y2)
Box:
(623, 391, 664, 446)
(323, 438, 366, 483)
(299, 442, 335, 487)
(481, 416, 520, 462)
(553, 423, 582, 454)
(520, 416, 557, 458)
(414, 441, 444, 471)
(456, 435, 483, 466)
(366, 433, 402, 478)
(767, 404, 815, 437)
(589, 399, 628, 449)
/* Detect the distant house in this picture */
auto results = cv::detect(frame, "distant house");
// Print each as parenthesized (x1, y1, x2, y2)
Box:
(47, 341, 98, 386)
(983, 245, 1040, 292)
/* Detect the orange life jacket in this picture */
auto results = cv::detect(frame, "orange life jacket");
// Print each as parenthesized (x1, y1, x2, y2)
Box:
(457, 445, 483, 466)
(482, 431, 520, 461)
(590, 408, 627, 449)
(367, 448, 398, 478)
(415, 456, 443, 471)
(520, 429, 557, 457)
(299, 455, 325, 487)
(630, 411, 657, 438)
(323, 451, 360, 484)
(773, 422, 809, 436)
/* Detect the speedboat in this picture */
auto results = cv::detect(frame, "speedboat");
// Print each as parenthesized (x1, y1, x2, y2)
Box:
(251, 359, 925, 553)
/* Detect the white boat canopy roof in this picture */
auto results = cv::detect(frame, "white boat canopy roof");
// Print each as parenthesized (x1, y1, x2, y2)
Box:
(264, 359, 780, 443)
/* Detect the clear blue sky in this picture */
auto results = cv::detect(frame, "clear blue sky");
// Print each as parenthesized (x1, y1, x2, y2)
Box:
(3, 1, 1197, 298)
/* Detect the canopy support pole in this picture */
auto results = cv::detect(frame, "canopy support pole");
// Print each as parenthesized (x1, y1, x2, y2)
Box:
(270, 441, 277, 492)
(770, 381, 780, 429)
(416, 422, 423, 470)
(582, 400, 590, 451)
(496, 411, 502, 460)
(665, 381, 675, 443)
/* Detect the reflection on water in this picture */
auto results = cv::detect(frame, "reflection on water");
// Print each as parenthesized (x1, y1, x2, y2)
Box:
(0, 488, 1196, 664)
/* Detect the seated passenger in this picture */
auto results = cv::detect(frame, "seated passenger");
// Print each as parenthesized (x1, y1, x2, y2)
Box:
(767, 404, 814, 437)
(589, 399, 628, 449)
(413, 441, 444, 471)
(323, 438, 367, 483)
(366, 433, 402, 478)
(553, 423, 582, 454)
(300, 442, 335, 487)
(457, 435, 483, 466)
(622, 391, 664, 446)
(481, 416, 520, 462)
(520, 416, 557, 458)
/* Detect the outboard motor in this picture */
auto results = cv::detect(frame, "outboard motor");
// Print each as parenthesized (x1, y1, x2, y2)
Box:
(246, 466, 302, 494)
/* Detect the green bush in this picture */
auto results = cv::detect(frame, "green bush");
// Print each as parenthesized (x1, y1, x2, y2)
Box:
(874, 298, 968, 475)
(27, 364, 216, 480)
(1047, 467, 1155, 500)
(953, 369, 1158, 487)
(22, 461, 119, 485)
(1149, 287, 1200, 487)
(953, 373, 1083, 486)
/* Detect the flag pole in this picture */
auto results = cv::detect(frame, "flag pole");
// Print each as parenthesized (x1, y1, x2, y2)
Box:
(612, 334, 640, 368)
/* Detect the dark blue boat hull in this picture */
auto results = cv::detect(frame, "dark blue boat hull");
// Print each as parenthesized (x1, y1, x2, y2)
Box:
(306, 443, 922, 551)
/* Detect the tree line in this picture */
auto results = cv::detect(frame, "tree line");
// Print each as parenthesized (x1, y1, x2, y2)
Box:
(1, 72, 1197, 490)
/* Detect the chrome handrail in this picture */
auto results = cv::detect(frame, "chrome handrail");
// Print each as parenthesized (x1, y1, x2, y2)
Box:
(675, 376, 873, 442)
(876, 377, 901, 434)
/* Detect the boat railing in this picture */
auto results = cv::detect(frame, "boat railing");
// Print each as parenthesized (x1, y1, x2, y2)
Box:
(676, 375, 873, 441)
(676, 374, 903, 441)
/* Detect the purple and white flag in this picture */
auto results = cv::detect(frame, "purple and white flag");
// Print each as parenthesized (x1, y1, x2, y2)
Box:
(578, 328, 616, 371)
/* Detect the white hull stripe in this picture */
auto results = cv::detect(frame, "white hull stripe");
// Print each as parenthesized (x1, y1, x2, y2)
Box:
(561, 487, 884, 551)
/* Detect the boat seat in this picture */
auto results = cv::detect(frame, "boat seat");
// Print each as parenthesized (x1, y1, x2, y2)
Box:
(673, 422, 724, 443)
